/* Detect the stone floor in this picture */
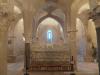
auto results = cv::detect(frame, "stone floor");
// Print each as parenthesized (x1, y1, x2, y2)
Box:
(7, 62, 99, 75)
(7, 62, 24, 75)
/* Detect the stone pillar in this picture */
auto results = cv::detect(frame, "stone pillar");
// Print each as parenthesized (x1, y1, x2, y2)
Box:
(78, 10, 91, 62)
(24, 43, 30, 75)
(68, 28, 77, 75)
(23, 2, 34, 74)
(0, 31, 8, 75)
(70, 11, 77, 71)
(84, 19, 96, 62)
(84, 22, 93, 62)
(94, 17, 100, 75)
(0, 7, 10, 75)
(96, 28, 100, 74)
(89, 4, 100, 74)
(69, 29, 77, 68)
(24, 16, 32, 75)
(0, 5, 18, 75)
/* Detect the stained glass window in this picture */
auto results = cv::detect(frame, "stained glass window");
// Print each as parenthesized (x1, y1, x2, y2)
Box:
(47, 29, 52, 43)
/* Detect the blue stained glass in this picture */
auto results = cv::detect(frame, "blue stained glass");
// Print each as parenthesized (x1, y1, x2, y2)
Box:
(47, 30, 52, 42)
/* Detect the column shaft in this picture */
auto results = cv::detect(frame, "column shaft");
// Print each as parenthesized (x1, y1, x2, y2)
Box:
(0, 32, 7, 75)
(96, 28, 100, 74)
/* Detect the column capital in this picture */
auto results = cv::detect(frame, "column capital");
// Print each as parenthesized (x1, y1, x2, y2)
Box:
(0, 6, 20, 32)
(89, 5, 100, 21)
(23, 33, 32, 43)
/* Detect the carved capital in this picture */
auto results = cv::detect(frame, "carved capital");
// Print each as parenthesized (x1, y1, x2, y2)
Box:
(89, 5, 100, 21)
(0, 6, 22, 32)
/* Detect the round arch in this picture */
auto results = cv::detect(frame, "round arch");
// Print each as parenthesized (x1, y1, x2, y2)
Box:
(76, 18, 87, 62)
(33, 13, 65, 39)
(38, 14, 64, 27)
(35, 17, 65, 45)
(77, 1, 98, 62)
(32, 1, 66, 39)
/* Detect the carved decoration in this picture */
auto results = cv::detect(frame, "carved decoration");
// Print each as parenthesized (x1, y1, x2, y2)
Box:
(89, 5, 100, 20)
(0, 6, 22, 32)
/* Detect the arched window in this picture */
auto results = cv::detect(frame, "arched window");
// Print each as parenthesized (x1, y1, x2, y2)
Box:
(47, 29, 53, 43)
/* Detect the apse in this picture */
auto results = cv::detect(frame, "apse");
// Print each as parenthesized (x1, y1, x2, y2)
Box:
(36, 17, 64, 45)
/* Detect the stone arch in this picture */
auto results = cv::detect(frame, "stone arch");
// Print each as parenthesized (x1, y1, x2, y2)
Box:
(38, 15, 64, 27)
(71, 0, 89, 28)
(0, 5, 24, 74)
(7, 18, 24, 62)
(76, 3, 90, 62)
(6, 3, 24, 73)
(76, 1, 98, 62)
(76, 18, 87, 62)
(36, 17, 65, 45)
(8, 5, 23, 34)
(33, 13, 65, 40)
(14, 0, 23, 12)
(32, 2, 66, 40)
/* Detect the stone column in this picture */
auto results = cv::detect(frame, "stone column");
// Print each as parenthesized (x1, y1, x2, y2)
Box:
(84, 21, 93, 62)
(78, 10, 91, 62)
(0, 6, 18, 75)
(94, 19, 100, 75)
(69, 28, 77, 70)
(70, 10, 77, 71)
(96, 28, 100, 74)
(24, 33, 32, 75)
(23, 2, 34, 74)
(89, 5, 100, 74)
(84, 19, 96, 62)
(0, 0, 19, 74)
(0, 31, 8, 75)
(0, 9, 9, 75)
(24, 16, 32, 75)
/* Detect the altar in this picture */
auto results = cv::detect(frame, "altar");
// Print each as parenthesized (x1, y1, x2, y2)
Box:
(28, 43, 74, 72)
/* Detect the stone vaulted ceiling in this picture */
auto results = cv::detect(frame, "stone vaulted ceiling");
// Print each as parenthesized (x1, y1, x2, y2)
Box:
(14, 0, 74, 11)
